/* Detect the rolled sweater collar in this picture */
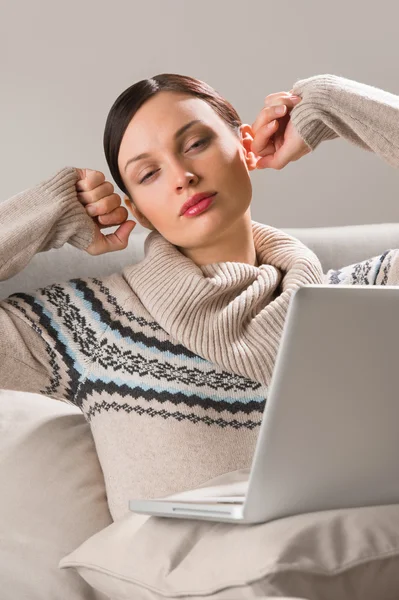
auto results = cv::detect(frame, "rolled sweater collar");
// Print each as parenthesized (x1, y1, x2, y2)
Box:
(123, 220, 323, 386)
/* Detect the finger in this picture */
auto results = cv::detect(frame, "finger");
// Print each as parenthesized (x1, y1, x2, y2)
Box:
(255, 142, 293, 171)
(97, 206, 129, 226)
(252, 105, 284, 135)
(85, 193, 121, 216)
(269, 113, 290, 153)
(264, 94, 301, 107)
(264, 92, 292, 103)
(256, 139, 275, 157)
(258, 96, 301, 128)
(251, 120, 279, 156)
(252, 98, 297, 136)
(76, 169, 105, 192)
(100, 220, 137, 253)
(78, 181, 115, 206)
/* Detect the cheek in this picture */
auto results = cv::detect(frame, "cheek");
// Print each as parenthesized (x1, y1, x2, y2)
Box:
(140, 202, 163, 228)
(223, 147, 253, 210)
(216, 143, 249, 188)
(202, 142, 239, 184)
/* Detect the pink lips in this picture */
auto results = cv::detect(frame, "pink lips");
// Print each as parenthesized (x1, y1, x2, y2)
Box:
(180, 192, 217, 216)
(182, 194, 216, 217)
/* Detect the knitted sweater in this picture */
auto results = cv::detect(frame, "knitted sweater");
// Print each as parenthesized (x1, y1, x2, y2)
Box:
(1, 74, 399, 522)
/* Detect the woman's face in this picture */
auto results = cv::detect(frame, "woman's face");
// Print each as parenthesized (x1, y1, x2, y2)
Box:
(117, 90, 258, 251)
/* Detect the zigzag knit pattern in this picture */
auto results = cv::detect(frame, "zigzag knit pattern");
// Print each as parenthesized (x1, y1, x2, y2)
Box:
(4, 276, 267, 429)
(323, 250, 393, 286)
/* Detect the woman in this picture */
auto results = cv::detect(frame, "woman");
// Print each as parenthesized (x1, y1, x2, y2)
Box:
(1, 73, 398, 522)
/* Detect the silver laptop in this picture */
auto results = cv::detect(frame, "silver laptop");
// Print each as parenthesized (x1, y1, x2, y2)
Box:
(129, 284, 399, 525)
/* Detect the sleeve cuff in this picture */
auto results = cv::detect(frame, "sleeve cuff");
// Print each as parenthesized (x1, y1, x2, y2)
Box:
(289, 74, 341, 150)
(34, 166, 97, 252)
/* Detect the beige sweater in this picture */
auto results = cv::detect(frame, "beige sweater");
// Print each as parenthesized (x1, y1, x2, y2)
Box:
(1, 74, 399, 521)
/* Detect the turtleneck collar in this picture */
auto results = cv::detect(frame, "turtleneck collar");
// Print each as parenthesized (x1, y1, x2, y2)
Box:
(123, 220, 323, 386)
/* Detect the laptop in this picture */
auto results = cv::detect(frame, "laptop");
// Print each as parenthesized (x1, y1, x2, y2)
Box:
(129, 284, 399, 525)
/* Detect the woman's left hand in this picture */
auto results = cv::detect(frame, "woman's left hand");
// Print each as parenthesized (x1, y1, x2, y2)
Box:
(251, 91, 311, 170)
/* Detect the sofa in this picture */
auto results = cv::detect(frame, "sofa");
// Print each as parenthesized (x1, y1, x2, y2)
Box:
(2, 223, 399, 600)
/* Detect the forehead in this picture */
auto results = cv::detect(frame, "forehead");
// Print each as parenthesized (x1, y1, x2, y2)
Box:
(118, 91, 224, 169)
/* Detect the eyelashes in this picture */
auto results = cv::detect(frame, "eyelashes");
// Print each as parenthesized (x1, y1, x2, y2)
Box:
(140, 170, 157, 184)
(139, 137, 210, 184)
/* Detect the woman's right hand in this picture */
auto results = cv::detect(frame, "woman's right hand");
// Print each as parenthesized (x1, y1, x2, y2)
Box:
(75, 168, 136, 256)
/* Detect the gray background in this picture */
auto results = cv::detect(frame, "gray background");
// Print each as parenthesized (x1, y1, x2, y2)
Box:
(1, 0, 398, 231)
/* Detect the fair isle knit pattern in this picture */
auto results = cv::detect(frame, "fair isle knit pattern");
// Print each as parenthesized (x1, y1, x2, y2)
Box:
(323, 250, 394, 286)
(4, 276, 266, 428)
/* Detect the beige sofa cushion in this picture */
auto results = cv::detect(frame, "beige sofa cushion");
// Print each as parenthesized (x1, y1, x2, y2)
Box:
(60, 489, 399, 600)
(0, 389, 112, 600)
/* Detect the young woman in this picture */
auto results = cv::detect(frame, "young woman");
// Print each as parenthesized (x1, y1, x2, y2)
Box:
(1, 73, 398, 521)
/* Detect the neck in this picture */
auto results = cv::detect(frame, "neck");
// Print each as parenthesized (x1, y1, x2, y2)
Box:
(177, 211, 258, 267)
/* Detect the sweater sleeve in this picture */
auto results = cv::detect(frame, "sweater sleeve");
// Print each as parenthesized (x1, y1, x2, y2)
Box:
(0, 166, 97, 281)
(289, 74, 399, 169)
(0, 166, 97, 406)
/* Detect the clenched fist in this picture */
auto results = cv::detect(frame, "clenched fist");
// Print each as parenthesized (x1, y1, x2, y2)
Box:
(75, 168, 136, 255)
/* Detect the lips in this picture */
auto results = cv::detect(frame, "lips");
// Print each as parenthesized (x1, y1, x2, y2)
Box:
(180, 192, 217, 216)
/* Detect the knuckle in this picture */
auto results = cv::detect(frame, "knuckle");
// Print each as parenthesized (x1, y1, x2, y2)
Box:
(104, 206, 124, 221)
(262, 106, 274, 120)
(104, 181, 114, 194)
(103, 198, 122, 215)
(110, 197, 122, 212)
(106, 198, 117, 212)
(94, 198, 106, 213)
(77, 179, 90, 192)
(94, 171, 106, 184)
(270, 105, 282, 115)
(86, 170, 103, 189)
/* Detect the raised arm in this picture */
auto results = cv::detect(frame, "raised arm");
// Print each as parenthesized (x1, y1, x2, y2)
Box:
(290, 73, 399, 168)
(0, 167, 96, 282)
(0, 165, 137, 404)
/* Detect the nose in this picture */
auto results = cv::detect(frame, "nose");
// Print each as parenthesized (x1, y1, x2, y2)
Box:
(173, 161, 199, 191)
(177, 175, 197, 192)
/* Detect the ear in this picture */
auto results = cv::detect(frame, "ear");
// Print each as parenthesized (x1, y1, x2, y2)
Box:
(124, 197, 156, 231)
(239, 124, 260, 171)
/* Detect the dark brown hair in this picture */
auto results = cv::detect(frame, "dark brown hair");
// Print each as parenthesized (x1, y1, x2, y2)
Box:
(103, 73, 242, 198)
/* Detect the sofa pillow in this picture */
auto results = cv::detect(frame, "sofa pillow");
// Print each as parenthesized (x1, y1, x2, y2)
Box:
(60, 482, 399, 600)
(0, 388, 112, 600)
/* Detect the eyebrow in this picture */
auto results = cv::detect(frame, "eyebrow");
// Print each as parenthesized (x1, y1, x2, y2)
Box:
(124, 119, 203, 173)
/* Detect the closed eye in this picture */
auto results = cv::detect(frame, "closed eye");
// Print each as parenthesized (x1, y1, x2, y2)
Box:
(139, 137, 210, 183)
(188, 138, 207, 151)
